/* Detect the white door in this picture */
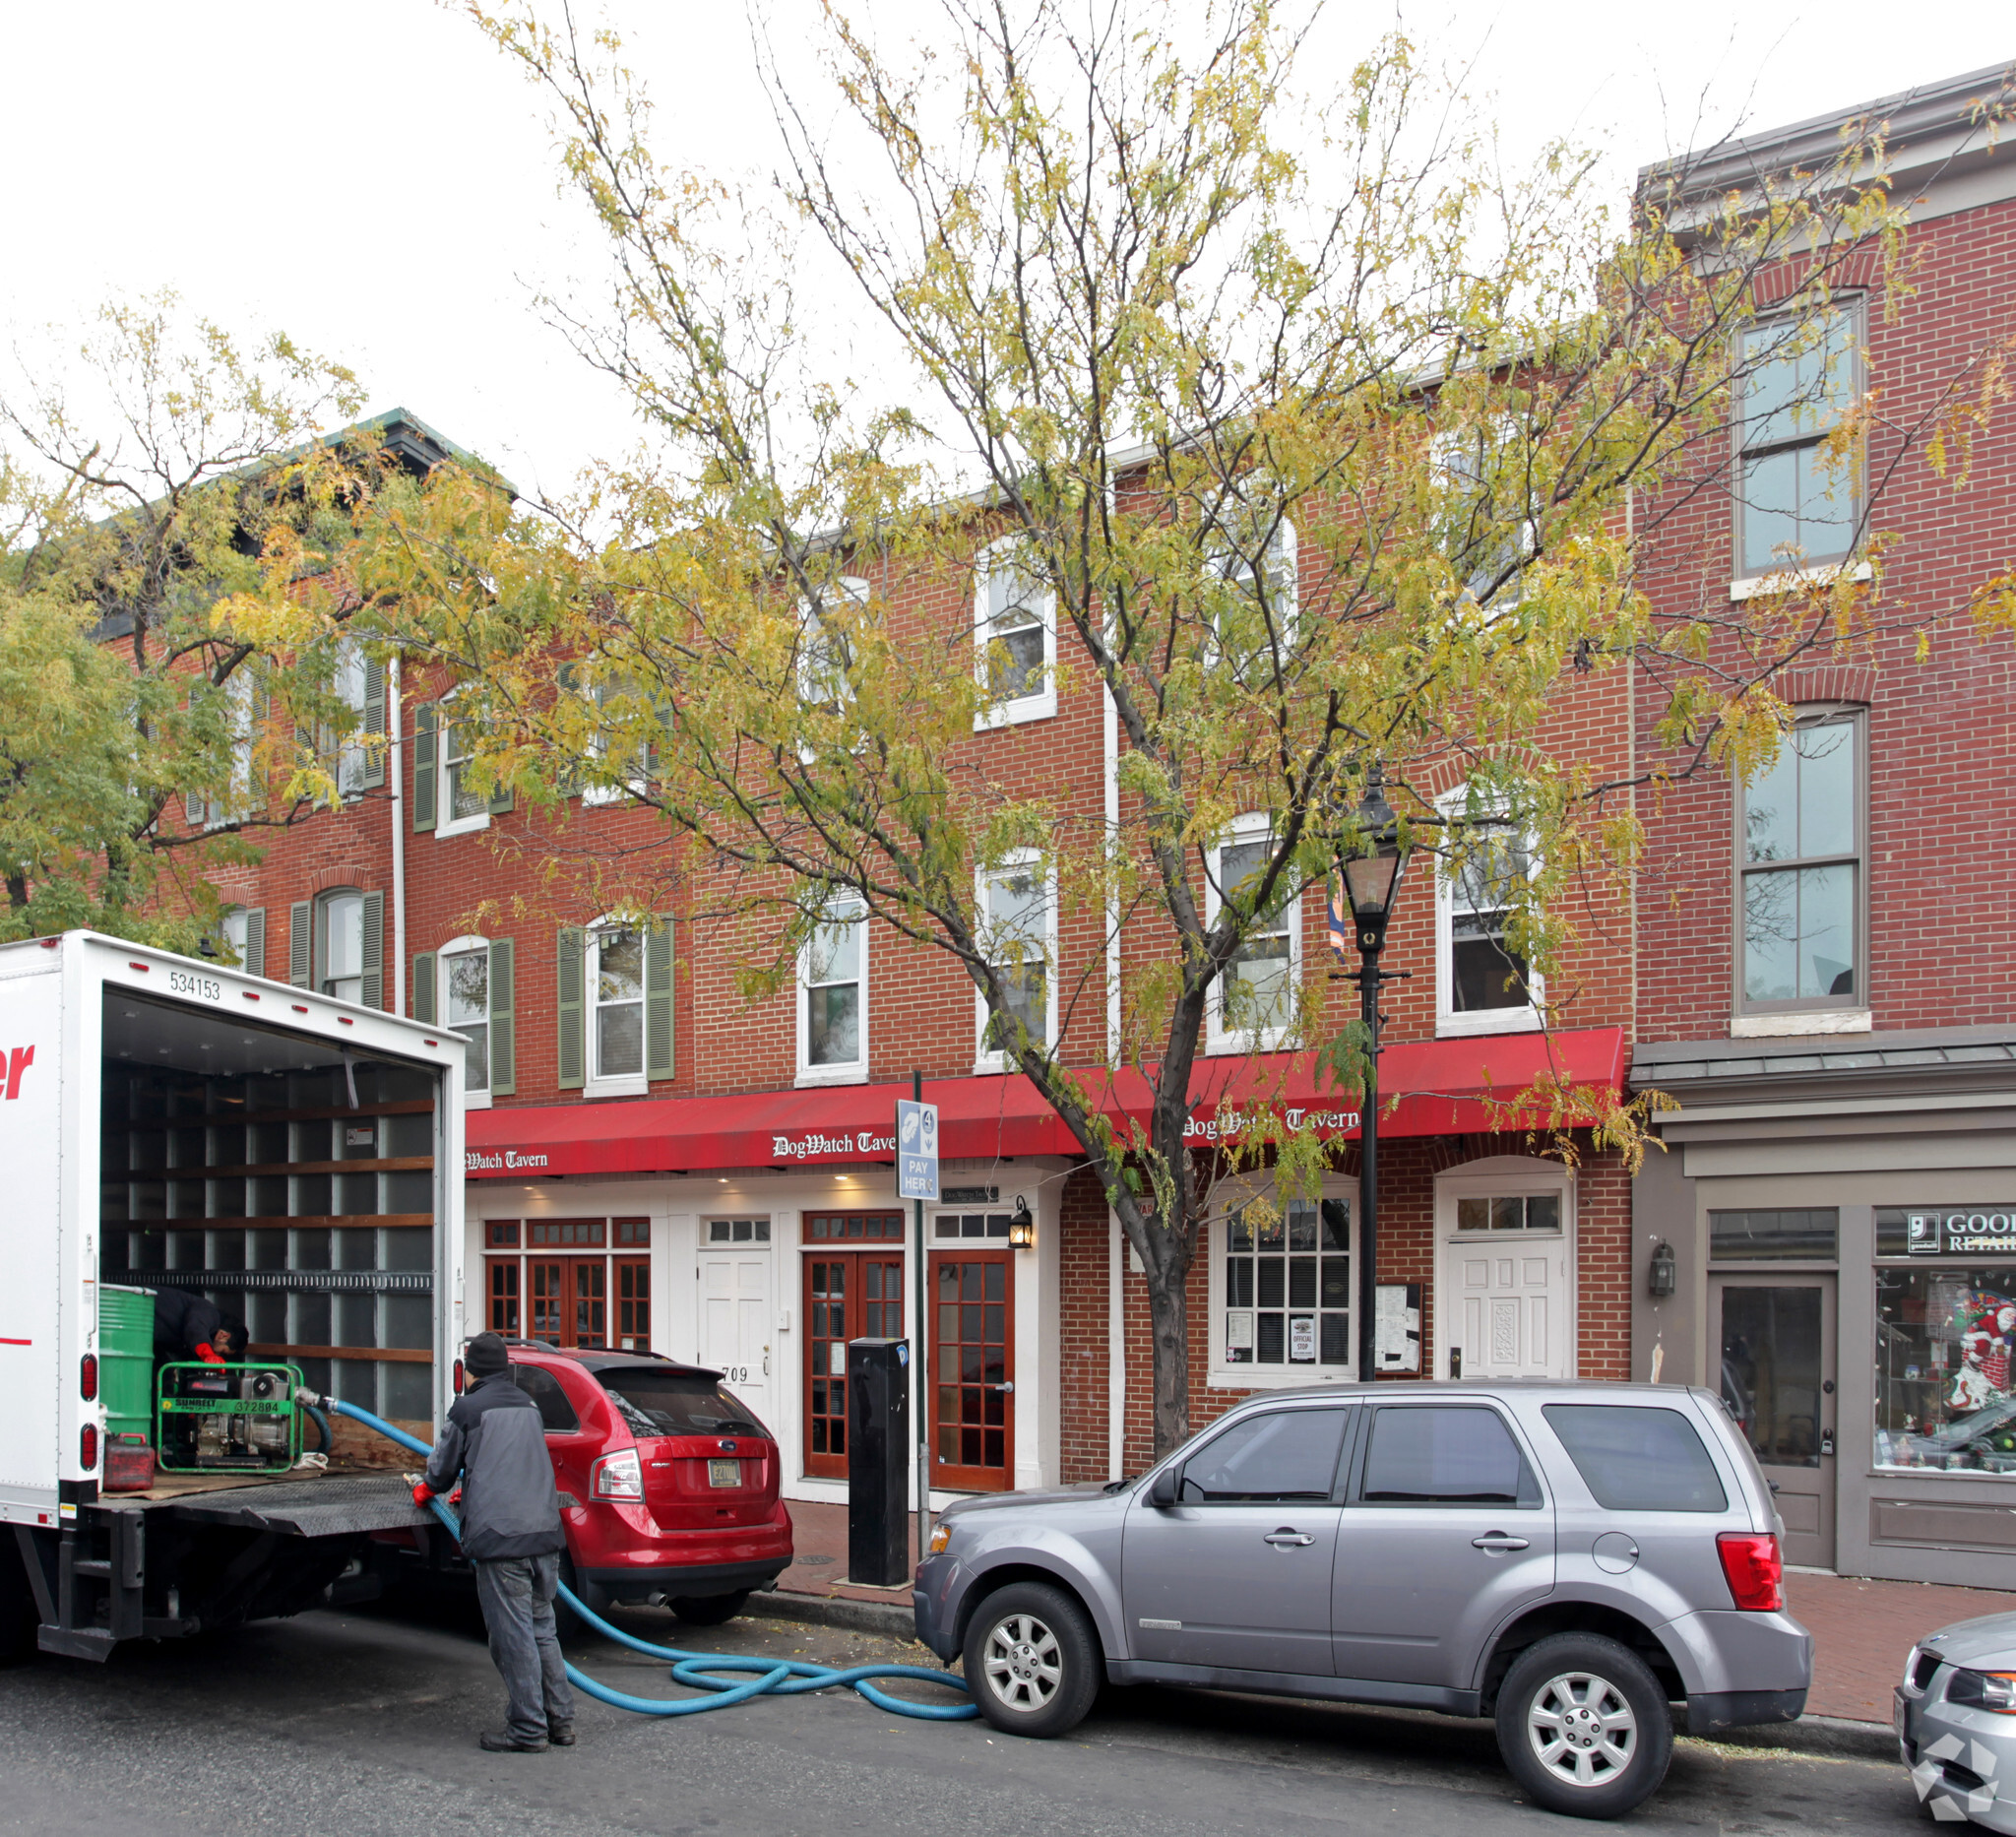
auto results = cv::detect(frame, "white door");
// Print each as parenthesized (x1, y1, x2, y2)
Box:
(1439, 1228, 1573, 1380)
(698, 1251, 774, 1428)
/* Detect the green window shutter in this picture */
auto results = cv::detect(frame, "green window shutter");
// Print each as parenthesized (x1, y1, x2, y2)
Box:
(185, 792, 206, 830)
(489, 937, 516, 1095)
(412, 704, 438, 833)
(360, 890, 385, 1009)
(360, 656, 387, 791)
(241, 908, 266, 981)
(645, 918, 673, 1081)
(556, 926, 586, 1091)
(288, 902, 312, 988)
(487, 770, 515, 816)
(411, 952, 437, 1026)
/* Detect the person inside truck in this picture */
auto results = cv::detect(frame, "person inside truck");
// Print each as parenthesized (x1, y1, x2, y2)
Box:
(413, 1331, 577, 1753)
(148, 1287, 248, 1365)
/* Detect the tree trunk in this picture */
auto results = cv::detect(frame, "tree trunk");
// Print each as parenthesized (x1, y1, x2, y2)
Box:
(1144, 1257, 1191, 1460)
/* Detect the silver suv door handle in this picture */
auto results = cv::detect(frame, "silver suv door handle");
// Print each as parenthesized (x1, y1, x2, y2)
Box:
(1472, 1533, 1530, 1552)
(1263, 1530, 1316, 1547)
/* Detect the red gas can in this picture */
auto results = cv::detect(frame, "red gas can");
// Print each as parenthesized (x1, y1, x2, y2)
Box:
(102, 1434, 156, 1493)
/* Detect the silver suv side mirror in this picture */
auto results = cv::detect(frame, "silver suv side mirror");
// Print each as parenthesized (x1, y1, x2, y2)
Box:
(1148, 1466, 1178, 1508)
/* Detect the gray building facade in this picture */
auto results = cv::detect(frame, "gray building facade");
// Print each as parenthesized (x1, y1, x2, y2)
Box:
(1631, 1029, 2016, 1587)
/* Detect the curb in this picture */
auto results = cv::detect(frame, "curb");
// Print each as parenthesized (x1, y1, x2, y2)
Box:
(749, 1588, 919, 1641)
(1693, 1713, 1895, 1763)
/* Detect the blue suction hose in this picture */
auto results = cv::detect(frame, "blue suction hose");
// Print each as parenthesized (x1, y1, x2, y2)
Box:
(315, 1394, 976, 1721)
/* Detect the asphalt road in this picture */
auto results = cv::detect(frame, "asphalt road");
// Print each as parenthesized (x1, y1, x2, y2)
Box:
(0, 1593, 1929, 1837)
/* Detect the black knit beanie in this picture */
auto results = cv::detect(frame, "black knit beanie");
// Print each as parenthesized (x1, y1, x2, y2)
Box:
(465, 1331, 509, 1378)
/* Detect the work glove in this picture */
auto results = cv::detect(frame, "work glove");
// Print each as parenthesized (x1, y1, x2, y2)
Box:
(411, 1482, 435, 1508)
(195, 1343, 225, 1365)
(449, 1487, 464, 1506)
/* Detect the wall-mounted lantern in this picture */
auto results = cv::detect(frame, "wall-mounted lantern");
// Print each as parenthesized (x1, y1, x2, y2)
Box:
(1648, 1239, 1677, 1299)
(1008, 1197, 1036, 1250)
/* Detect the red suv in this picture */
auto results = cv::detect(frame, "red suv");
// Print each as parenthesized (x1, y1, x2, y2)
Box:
(503, 1345, 793, 1623)
(377, 1345, 792, 1625)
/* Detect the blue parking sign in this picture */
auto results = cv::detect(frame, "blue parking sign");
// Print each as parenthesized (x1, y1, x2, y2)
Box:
(896, 1099, 939, 1201)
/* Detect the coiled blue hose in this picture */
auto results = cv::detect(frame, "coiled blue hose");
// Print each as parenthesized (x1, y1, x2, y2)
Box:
(322, 1395, 976, 1721)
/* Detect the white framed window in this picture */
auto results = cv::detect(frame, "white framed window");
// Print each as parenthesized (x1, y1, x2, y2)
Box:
(438, 709, 490, 838)
(796, 891, 867, 1084)
(220, 906, 263, 978)
(796, 576, 870, 715)
(318, 889, 365, 1003)
(1435, 792, 1543, 1038)
(1207, 1181, 1356, 1387)
(334, 639, 373, 797)
(1205, 815, 1300, 1053)
(1432, 417, 1532, 616)
(974, 539, 1056, 727)
(1203, 494, 1296, 682)
(587, 923, 649, 1095)
(577, 674, 654, 807)
(188, 670, 256, 831)
(440, 935, 493, 1106)
(975, 853, 1055, 1071)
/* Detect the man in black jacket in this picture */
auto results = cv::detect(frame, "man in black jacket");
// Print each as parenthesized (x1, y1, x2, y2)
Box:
(414, 1332, 576, 1752)
(149, 1287, 247, 1364)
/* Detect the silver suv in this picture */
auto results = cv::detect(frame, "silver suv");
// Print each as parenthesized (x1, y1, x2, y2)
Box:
(914, 1381, 1810, 1818)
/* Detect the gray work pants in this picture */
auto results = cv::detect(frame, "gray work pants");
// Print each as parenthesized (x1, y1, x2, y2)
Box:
(472, 1553, 575, 1744)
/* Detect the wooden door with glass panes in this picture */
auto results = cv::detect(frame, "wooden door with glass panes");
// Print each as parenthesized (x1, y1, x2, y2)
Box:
(930, 1247, 1015, 1490)
(528, 1256, 609, 1349)
(803, 1248, 905, 1478)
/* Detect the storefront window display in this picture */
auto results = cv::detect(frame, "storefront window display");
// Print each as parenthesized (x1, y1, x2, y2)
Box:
(1875, 1238, 2016, 1474)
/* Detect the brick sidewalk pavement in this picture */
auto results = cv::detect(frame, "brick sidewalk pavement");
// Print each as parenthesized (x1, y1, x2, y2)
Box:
(1788, 1570, 2016, 1724)
(776, 1499, 2016, 1725)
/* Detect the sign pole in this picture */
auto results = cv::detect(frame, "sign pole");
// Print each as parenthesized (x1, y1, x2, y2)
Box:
(900, 1070, 937, 1577)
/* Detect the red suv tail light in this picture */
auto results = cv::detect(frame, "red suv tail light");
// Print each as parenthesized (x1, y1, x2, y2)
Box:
(81, 1354, 98, 1403)
(1717, 1532, 1783, 1611)
(592, 1448, 645, 1501)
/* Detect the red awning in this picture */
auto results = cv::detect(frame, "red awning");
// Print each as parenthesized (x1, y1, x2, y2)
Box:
(464, 1027, 1625, 1179)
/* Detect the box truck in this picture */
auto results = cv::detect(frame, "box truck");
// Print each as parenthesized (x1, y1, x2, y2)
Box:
(0, 932, 466, 1661)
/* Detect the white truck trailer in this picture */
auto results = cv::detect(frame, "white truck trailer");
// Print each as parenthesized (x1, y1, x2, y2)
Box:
(0, 931, 466, 1661)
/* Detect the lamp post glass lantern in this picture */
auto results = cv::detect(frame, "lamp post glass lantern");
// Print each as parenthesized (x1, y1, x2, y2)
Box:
(1334, 771, 1411, 1384)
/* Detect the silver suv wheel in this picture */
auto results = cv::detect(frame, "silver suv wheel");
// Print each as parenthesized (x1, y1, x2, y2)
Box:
(982, 1611, 1062, 1713)
(1495, 1632, 1671, 1817)
(960, 1581, 1102, 1739)
(1526, 1669, 1638, 1788)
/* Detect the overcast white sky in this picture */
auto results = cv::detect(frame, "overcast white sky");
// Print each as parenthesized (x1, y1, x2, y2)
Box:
(2, 1, 2008, 496)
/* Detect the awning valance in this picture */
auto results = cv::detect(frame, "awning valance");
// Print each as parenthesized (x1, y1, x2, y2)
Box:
(463, 1027, 1626, 1179)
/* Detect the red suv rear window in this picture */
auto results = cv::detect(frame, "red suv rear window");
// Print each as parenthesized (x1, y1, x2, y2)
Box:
(598, 1369, 770, 1439)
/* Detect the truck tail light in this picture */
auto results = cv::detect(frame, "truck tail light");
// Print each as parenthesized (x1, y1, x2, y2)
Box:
(591, 1448, 645, 1501)
(81, 1354, 98, 1402)
(1717, 1532, 1783, 1612)
(80, 1424, 98, 1471)
(453, 1359, 466, 1396)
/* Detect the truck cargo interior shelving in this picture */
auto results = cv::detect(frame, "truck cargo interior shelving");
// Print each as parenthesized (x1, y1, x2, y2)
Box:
(98, 991, 440, 1442)
(1, 935, 462, 1665)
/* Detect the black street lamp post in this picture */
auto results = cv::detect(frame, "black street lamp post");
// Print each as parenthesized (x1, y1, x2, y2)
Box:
(1336, 768, 1412, 1387)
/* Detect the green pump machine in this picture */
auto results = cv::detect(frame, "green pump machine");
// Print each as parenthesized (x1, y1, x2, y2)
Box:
(155, 1361, 306, 1473)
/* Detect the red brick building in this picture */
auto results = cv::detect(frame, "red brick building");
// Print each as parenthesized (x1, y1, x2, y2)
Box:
(1626, 64, 2016, 1585)
(197, 415, 1642, 1512)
